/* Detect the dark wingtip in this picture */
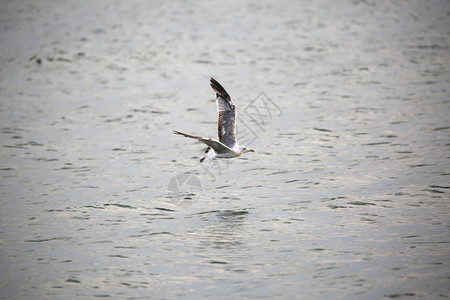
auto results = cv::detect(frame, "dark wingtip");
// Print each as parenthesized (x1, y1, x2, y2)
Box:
(210, 77, 218, 90)
(210, 77, 229, 98)
(200, 157, 205, 163)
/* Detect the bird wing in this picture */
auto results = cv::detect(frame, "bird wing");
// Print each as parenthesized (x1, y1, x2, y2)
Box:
(200, 138, 235, 154)
(210, 78, 237, 148)
(173, 130, 234, 154)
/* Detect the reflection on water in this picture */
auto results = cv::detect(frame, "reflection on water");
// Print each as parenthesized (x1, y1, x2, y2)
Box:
(1, 0, 449, 299)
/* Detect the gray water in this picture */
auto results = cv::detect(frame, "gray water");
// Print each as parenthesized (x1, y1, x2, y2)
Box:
(1, 0, 449, 299)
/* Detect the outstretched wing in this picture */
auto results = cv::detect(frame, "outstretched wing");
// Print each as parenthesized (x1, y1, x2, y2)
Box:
(210, 78, 237, 148)
(173, 130, 234, 154)
(199, 138, 234, 154)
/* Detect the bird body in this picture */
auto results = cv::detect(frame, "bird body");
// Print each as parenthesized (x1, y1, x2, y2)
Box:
(174, 78, 254, 162)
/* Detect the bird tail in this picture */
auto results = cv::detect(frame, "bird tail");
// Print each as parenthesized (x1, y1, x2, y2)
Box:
(173, 130, 202, 140)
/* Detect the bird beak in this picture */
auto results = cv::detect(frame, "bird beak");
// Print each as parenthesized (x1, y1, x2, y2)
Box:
(250, 149, 255, 152)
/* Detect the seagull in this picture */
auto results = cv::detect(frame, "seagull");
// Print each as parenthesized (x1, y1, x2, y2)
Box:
(174, 78, 255, 162)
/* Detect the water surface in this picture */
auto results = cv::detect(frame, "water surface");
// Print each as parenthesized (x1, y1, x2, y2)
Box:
(0, 0, 449, 299)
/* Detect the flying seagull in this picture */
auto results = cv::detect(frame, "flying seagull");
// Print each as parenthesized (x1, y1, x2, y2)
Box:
(174, 78, 255, 162)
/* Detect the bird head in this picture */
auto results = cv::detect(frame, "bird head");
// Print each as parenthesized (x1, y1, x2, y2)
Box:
(241, 147, 255, 154)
